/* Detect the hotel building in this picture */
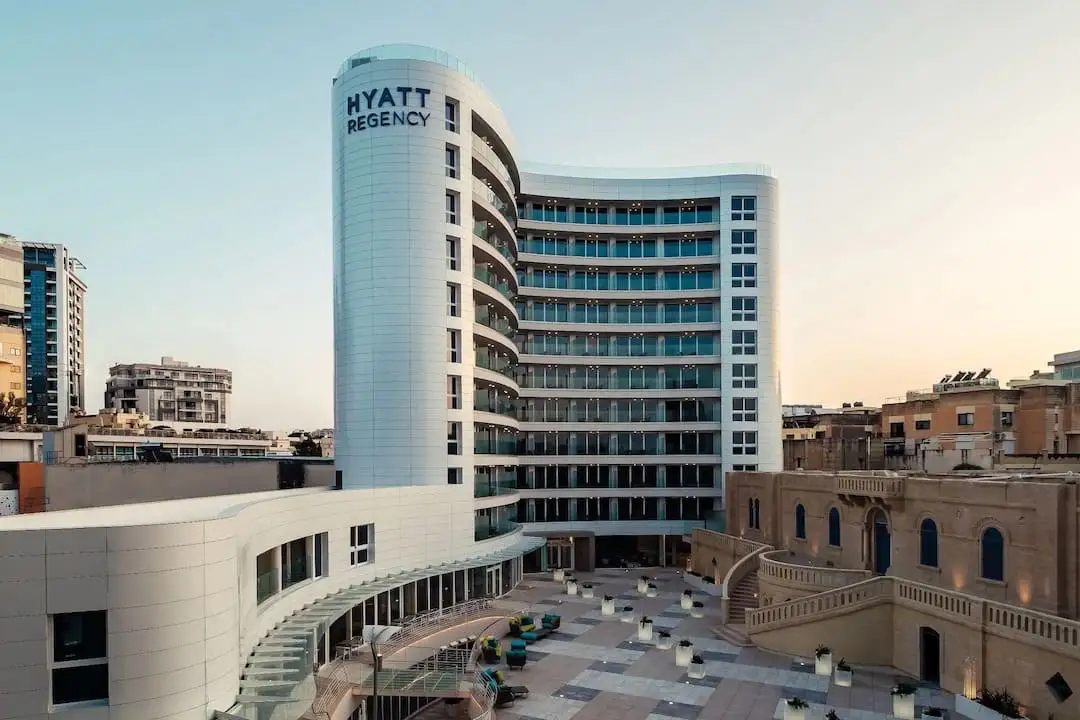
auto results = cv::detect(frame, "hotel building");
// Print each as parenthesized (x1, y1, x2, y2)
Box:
(104, 356, 233, 428)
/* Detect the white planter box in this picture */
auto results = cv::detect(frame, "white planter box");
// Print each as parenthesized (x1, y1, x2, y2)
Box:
(834, 668, 852, 687)
(688, 662, 706, 679)
(921, 712, 947, 720)
(675, 643, 694, 667)
(690, 605, 704, 619)
(646, 585, 658, 597)
(566, 580, 578, 596)
(782, 705, 807, 720)
(621, 609, 637, 623)
(681, 593, 693, 609)
(892, 693, 916, 720)
(601, 598, 616, 616)
(955, 695, 1015, 720)
(582, 585, 594, 599)
(637, 579, 649, 594)
(553, 568, 565, 583)
(656, 634, 673, 650)
(637, 622, 653, 642)
(815, 652, 832, 676)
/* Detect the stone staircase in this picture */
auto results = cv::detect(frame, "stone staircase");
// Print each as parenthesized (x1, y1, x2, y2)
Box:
(714, 572, 758, 647)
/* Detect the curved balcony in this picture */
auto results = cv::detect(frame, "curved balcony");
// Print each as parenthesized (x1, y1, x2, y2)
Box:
(474, 516, 520, 543)
(472, 410, 518, 431)
(474, 349, 518, 392)
(757, 550, 873, 603)
(473, 268, 516, 319)
(473, 227, 517, 281)
(472, 142, 516, 207)
(473, 186, 516, 243)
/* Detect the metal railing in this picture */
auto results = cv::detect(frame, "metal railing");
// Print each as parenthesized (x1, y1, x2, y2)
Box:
(377, 598, 495, 658)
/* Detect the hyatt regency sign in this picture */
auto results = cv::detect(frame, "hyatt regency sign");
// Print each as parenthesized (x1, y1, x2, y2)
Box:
(345, 86, 432, 134)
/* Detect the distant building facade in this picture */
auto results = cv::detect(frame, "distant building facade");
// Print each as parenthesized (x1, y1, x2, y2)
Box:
(104, 356, 232, 427)
(782, 402, 883, 471)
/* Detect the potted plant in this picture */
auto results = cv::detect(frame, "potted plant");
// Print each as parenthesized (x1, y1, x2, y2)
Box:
(681, 589, 693, 609)
(814, 645, 833, 676)
(826, 711, 841, 720)
(656, 630, 673, 650)
(688, 654, 706, 679)
(566, 577, 578, 596)
(784, 697, 809, 720)
(921, 708, 943, 719)
(675, 638, 694, 667)
(620, 605, 636, 623)
(601, 594, 615, 616)
(553, 568, 565, 583)
(691, 600, 705, 618)
(956, 688, 1025, 719)
(581, 582, 594, 599)
(834, 658, 852, 687)
(892, 683, 918, 720)
(638, 575, 650, 594)
(637, 616, 654, 641)
(646, 582, 658, 597)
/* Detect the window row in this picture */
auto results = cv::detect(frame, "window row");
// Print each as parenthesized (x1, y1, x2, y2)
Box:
(519, 266, 757, 290)
(517, 197, 757, 225)
(516, 363, 757, 390)
(519, 300, 725, 324)
(524, 430, 718, 456)
(519, 496, 718, 523)
(519, 234, 755, 258)
(519, 330, 756, 357)
(520, 398, 720, 423)
(256, 533, 329, 606)
(518, 463, 719, 489)
(920, 518, 1005, 582)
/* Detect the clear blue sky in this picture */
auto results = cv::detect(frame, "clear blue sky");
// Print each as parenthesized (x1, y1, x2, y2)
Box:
(2, 1, 1078, 428)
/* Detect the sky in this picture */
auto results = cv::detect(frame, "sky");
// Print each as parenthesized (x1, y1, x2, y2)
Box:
(2, 1, 1079, 429)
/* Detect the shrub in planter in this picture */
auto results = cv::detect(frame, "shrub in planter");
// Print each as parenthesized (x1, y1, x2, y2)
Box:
(620, 605, 636, 623)
(814, 645, 833, 676)
(656, 630, 672, 650)
(674, 638, 694, 667)
(921, 708, 943, 718)
(825, 711, 840, 720)
(637, 575, 650, 593)
(834, 658, 852, 687)
(784, 697, 810, 720)
(601, 595, 616, 616)
(891, 683, 917, 720)
(787, 698, 809, 708)
(681, 589, 694, 609)
(688, 654, 706, 679)
(977, 688, 1023, 718)
(815, 645, 831, 659)
(646, 582, 658, 597)
(690, 600, 705, 618)
(581, 582, 594, 598)
(637, 616, 654, 640)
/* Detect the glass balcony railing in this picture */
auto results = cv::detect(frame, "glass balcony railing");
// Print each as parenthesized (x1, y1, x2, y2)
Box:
(473, 185, 516, 227)
(474, 352, 515, 378)
(474, 397, 516, 417)
(473, 225, 517, 264)
(474, 437, 518, 455)
(473, 473, 517, 498)
(473, 267, 514, 302)
(474, 308, 515, 338)
(474, 520, 519, 542)
(473, 139, 514, 191)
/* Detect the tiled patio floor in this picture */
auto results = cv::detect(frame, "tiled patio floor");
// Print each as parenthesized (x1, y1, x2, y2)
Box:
(488, 569, 955, 720)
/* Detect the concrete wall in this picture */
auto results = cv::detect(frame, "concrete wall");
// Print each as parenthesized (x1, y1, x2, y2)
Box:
(43, 460, 336, 511)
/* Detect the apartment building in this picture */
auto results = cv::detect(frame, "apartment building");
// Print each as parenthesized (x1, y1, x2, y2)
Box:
(104, 355, 232, 427)
(782, 403, 883, 471)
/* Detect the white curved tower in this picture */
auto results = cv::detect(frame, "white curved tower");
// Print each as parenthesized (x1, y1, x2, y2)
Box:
(332, 46, 522, 546)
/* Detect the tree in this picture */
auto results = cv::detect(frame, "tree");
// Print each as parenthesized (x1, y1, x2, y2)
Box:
(0, 392, 24, 425)
(293, 435, 322, 457)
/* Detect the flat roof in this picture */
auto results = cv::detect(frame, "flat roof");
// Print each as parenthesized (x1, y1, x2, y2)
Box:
(0, 488, 326, 530)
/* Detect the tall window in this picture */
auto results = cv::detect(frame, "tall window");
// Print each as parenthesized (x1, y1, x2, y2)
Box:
(446, 329, 460, 362)
(446, 236, 459, 270)
(445, 192, 459, 224)
(920, 518, 939, 567)
(51, 611, 109, 705)
(445, 98, 458, 132)
(795, 504, 806, 539)
(981, 527, 1004, 581)
(447, 283, 460, 317)
(753, 498, 760, 529)
(828, 507, 841, 547)
(349, 524, 373, 566)
(747, 497, 754, 529)
(747, 497, 760, 530)
(446, 375, 461, 409)
(445, 144, 459, 178)
(447, 422, 462, 455)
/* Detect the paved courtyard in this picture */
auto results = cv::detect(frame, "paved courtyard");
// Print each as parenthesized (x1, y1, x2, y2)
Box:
(488, 569, 955, 720)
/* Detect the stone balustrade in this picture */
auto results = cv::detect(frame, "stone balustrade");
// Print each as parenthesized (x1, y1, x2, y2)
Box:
(835, 473, 905, 499)
(758, 551, 872, 592)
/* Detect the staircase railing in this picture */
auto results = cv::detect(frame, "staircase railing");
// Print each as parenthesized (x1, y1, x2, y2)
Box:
(720, 542, 772, 624)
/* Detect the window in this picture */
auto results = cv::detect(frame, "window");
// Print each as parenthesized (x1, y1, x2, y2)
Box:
(733, 430, 757, 455)
(447, 468, 462, 485)
(828, 507, 841, 547)
(445, 191, 459, 224)
(980, 527, 1004, 581)
(447, 329, 460, 362)
(915, 419, 931, 431)
(445, 98, 458, 131)
(795, 504, 806, 539)
(732, 397, 757, 422)
(1000, 411, 1014, 427)
(731, 263, 757, 288)
(732, 296, 757, 322)
(448, 422, 461, 455)
(731, 229, 757, 254)
(350, 524, 373, 566)
(920, 518, 938, 567)
(733, 464, 758, 472)
(314, 532, 327, 577)
(446, 236, 459, 270)
(447, 283, 460, 317)
(731, 196, 757, 221)
(732, 363, 758, 389)
(51, 611, 109, 705)
(958, 412, 974, 427)
(747, 497, 761, 530)
(445, 144, 459, 178)
(732, 329, 757, 355)
(447, 375, 461, 409)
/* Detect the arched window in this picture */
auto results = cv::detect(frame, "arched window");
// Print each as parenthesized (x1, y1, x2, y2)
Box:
(748, 497, 755, 529)
(753, 499, 761, 529)
(828, 507, 841, 547)
(795, 504, 806, 539)
(920, 518, 939, 567)
(981, 527, 1005, 581)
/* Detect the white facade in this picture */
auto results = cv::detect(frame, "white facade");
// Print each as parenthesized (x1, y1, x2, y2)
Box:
(0, 486, 536, 720)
